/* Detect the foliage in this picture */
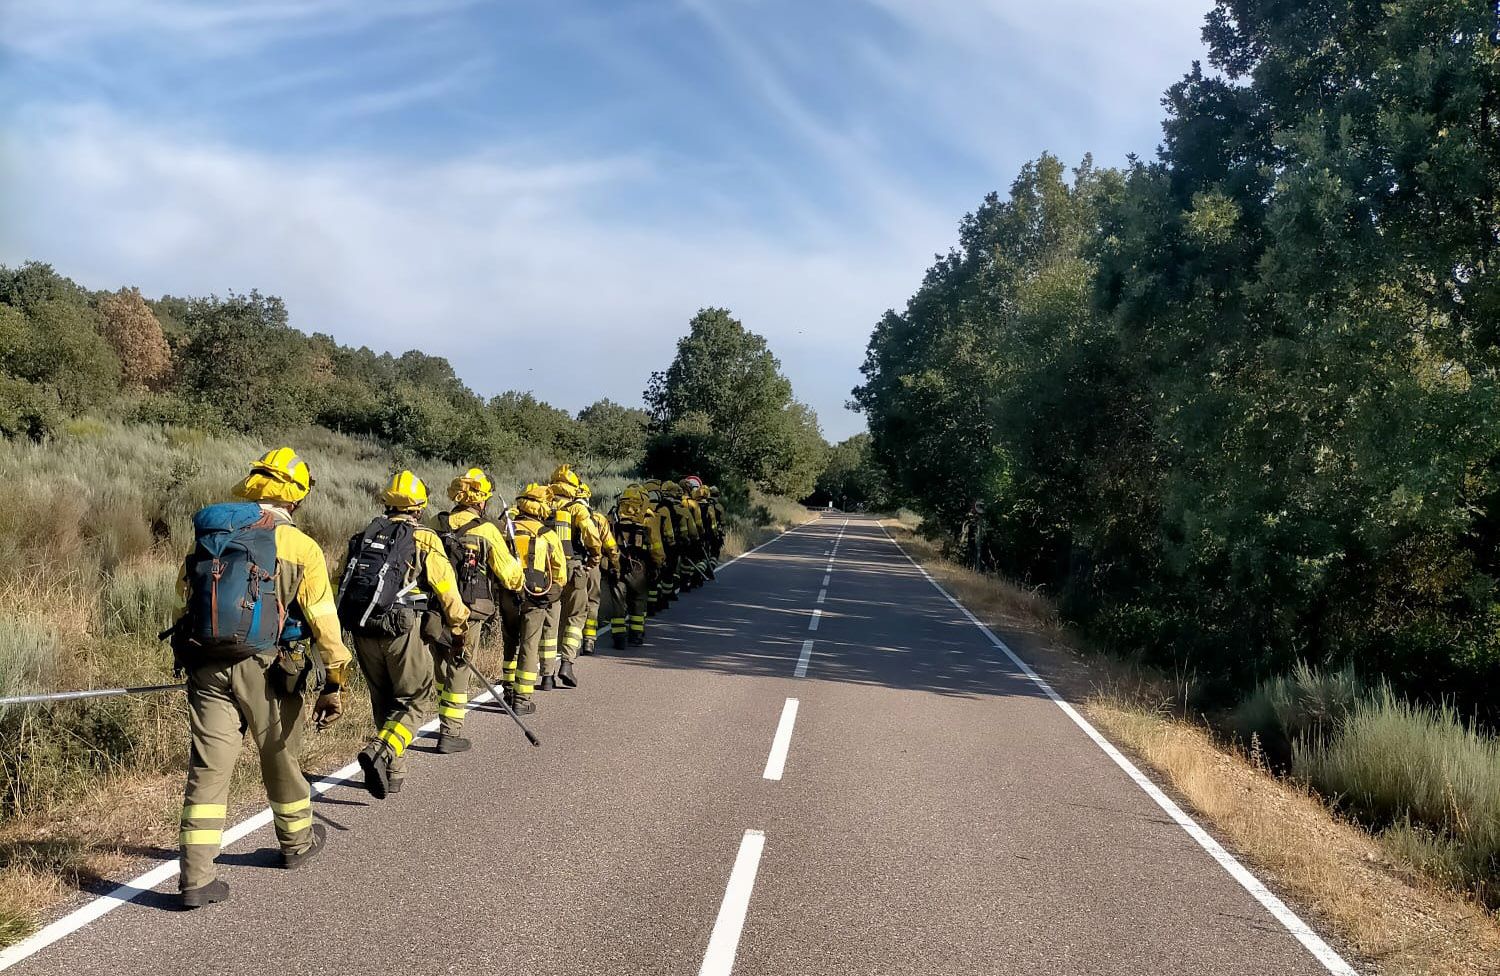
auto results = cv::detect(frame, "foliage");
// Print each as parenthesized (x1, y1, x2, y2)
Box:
(854, 3, 1500, 714)
(96, 287, 171, 390)
(646, 307, 826, 497)
(810, 433, 890, 510)
(1295, 687, 1500, 909)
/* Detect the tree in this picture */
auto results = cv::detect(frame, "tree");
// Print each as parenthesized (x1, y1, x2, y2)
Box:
(97, 287, 171, 390)
(814, 433, 891, 510)
(646, 308, 826, 492)
(577, 398, 650, 467)
(172, 291, 316, 431)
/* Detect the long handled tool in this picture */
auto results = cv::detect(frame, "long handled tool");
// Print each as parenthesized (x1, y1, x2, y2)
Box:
(462, 658, 540, 747)
(0, 683, 185, 707)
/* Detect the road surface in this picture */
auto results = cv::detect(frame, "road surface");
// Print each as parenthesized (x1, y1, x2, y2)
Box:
(2, 515, 1352, 975)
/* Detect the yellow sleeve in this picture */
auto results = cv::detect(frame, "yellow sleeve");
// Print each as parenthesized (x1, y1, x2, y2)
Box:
(476, 521, 523, 592)
(545, 531, 569, 587)
(649, 523, 666, 567)
(276, 525, 353, 675)
(658, 509, 676, 546)
(597, 515, 618, 558)
(416, 528, 471, 633)
(573, 504, 602, 558)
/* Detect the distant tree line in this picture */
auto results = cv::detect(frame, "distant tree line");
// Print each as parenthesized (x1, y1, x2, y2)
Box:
(855, 1, 1500, 709)
(0, 261, 652, 469)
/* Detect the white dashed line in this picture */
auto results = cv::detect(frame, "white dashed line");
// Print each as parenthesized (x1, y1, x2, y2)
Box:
(807, 609, 821, 632)
(762, 698, 800, 780)
(795, 639, 815, 677)
(822, 574, 830, 586)
(698, 830, 767, 976)
(816, 588, 827, 604)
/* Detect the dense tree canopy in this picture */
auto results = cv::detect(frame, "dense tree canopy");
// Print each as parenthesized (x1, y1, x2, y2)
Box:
(645, 308, 826, 498)
(855, 0, 1500, 710)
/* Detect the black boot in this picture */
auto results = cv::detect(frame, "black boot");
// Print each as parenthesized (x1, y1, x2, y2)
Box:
(538, 674, 557, 692)
(613, 633, 627, 650)
(558, 660, 578, 688)
(580, 641, 595, 656)
(282, 824, 328, 870)
(357, 744, 392, 799)
(628, 633, 645, 647)
(511, 697, 536, 716)
(180, 878, 229, 909)
(437, 733, 471, 755)
(387, 777, 405, 795)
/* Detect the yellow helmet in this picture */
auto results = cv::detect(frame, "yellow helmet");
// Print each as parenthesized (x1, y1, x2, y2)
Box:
(693, 485, 710, 501)
(550, 478, 578, 500)
(578, 482, 592, 501)
(708, 485, 720, 497)
(383, 470, 429, 510)
(448, 467, 494, 506)
(516, 482, 551, 520)
(234, 447, 314, 504)
(550, 464, 581, 489)
(621, 484, 647, 504)
(661, 481, 682, 498)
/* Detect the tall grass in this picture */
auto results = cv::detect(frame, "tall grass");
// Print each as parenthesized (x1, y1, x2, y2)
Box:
(1294, 688, 1500, 908)
(1227, 663, 1364, 767)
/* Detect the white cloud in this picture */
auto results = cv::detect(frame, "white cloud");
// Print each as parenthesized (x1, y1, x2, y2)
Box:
(0, 106, 923, 439)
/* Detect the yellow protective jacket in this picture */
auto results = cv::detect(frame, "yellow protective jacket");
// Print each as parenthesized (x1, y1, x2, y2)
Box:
(391, 514, 471, 636)
(614, 505, 666, 568)
(512, 515, 569, 589)
(682, 496, 706, 536)
(550, 495, 603, 562)
(441, 508, 524, 593)
(671, 498, 700, 543)
(652, 501, 677, 551)
(589, 509, 621, 573)
(175, 505, 354, 680)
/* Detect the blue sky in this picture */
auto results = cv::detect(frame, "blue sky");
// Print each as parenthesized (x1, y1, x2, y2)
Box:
(0, 0, 1211, 440)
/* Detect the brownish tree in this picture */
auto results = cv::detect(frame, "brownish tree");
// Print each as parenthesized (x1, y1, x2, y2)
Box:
(97, 287, 171, 390)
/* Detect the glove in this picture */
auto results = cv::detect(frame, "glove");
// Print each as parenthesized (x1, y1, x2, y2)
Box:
(313, 688, 343, 730)
(450, 630, 468, 667)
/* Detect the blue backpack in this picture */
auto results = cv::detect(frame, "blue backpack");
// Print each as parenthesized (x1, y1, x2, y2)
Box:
(180, 502, 282, 659)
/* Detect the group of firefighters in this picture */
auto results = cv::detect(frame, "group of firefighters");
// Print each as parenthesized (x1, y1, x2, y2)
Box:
(171, 447, 727, 907)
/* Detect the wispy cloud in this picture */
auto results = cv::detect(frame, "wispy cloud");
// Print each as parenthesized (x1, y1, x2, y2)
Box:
(0, 105, 908, 438)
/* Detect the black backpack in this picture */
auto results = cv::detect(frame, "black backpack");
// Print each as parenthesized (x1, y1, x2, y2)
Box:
(437, 511, 496, 614)
(336, 516, 422, 636)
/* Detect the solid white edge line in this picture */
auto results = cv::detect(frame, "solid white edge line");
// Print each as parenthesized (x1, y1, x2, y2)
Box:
(794, 639, 815, 678)
(0, 517, 822, 971)
(807, 609, 821, 632)
(762, 698, 800, 780)
(875, 522, 1357, 976)
(697, 830, 768, 976)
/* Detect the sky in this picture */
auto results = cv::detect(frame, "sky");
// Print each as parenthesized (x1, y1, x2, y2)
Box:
(0, 0, 1212, 441)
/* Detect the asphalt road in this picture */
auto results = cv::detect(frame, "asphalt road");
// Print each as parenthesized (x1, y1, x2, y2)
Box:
(4, 515, 1349, 976)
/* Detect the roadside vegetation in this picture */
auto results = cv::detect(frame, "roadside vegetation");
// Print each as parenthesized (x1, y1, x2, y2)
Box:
(853, 0, 1500, 933)
(0, 263, 824, 945)
(887, 524, 1500, 976)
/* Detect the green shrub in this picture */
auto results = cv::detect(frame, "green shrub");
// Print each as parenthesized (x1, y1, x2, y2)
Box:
(101, 563, 179, 638)
(0, 376, 58, 442)
(1227, 663, 1363, 767)
(0, 620, 59, 701)
(1294, 688, 1500, 907)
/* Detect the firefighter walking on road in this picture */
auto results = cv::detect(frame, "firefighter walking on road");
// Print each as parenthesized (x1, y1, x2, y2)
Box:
(578, 482, 619, 656)
(610, 485, 665, 648)
(500, 484, 568, 713)
(338, 471, 470, 799)
(545, 465, 601, 687)
(433, 468, 523, 741)
(172, 447, 353, 908)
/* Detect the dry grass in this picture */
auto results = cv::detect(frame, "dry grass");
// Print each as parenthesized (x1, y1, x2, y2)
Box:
(883, 521, 1500, 976)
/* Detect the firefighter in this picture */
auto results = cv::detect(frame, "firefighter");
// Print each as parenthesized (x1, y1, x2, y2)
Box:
(577, 482, 620, 655)
(545, 465, 601, 687)
(610, 485, 665, 648)
(340, 471, 470, 800)
(644, 481, 677, 612)
(432, 468, 524, 741)
(172, 448, 353, 908)
(500, 484, 568, 713)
